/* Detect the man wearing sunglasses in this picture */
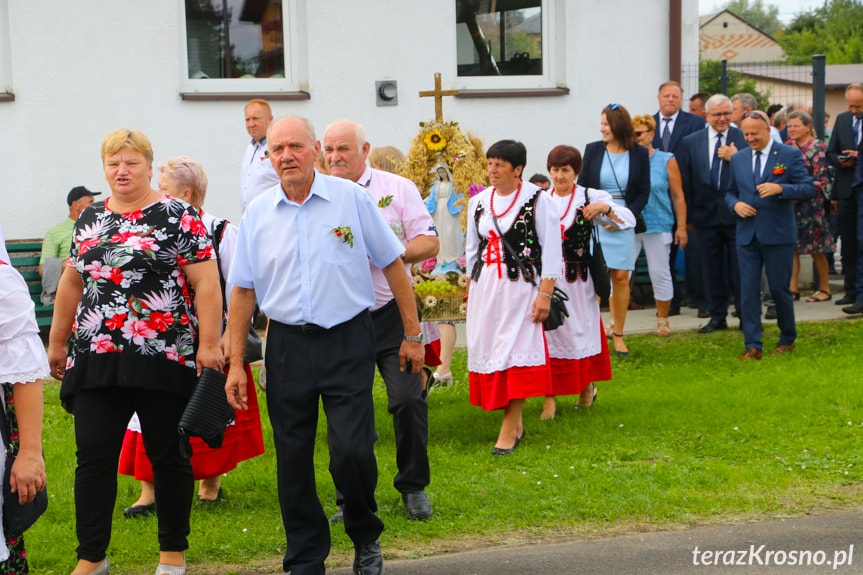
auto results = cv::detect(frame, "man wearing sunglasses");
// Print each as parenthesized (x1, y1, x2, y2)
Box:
(677, 94, 748, 334)
(725, 111, 816, 360)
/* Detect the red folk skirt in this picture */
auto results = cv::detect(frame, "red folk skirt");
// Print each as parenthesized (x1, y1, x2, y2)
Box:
(118, 363, 265, 481)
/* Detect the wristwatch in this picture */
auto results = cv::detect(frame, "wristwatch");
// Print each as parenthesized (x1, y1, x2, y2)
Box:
(403, 332, 424, 343)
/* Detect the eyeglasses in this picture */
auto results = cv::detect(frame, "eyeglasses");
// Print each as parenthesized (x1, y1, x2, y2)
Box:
(709, 111, 732, 118)
(633, 130, 650, 136)
(741, 111, 769, 124)
(607, 103, 620, 110)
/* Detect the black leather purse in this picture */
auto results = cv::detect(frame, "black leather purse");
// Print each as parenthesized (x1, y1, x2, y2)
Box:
(177, 367, 235, 459)
(584, 188, 611, 299)
(490, 215, 569, 331)
(0, 384, 47, 536)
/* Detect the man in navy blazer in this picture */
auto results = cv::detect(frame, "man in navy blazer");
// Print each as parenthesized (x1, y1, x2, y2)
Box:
(678, 94, 748, 333)
(842, 127, 863, 314)
(652, 81, 707, 316)
(725, 111, 816, 360)
(826, 83, 863, 306)
(652, 82, 706, 154)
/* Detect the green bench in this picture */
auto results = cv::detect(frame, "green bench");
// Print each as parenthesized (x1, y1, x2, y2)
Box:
(6, 241, 54, 328)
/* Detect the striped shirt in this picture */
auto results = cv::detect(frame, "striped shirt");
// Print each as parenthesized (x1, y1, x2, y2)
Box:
(40, 218, 75, 263)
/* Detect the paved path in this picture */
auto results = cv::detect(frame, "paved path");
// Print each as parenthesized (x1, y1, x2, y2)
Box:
(331, 510, 863, 574)
(453, 276, 856, 344)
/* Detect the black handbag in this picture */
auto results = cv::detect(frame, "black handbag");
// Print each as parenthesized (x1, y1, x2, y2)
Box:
(177, 367, 235, 459)
(0, 385, 47, 535)
(211, 219, 264, 364)
(584, 188, 611, 299)
(490, 215, 569, 331)
(605, 148, 646, 233)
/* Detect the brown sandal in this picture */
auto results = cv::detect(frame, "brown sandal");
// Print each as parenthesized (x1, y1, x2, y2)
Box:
(806, 289, 832, 302)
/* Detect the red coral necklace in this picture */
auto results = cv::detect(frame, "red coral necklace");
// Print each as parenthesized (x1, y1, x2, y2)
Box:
(490, 181, 522, 218)
(551, 186, 577, 221)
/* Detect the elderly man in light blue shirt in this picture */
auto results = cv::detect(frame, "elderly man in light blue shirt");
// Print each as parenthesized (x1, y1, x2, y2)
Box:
(226, 116, 423, 575)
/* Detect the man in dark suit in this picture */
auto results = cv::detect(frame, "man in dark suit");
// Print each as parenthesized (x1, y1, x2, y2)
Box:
(725, 111, 816, 360)
(652, 81, 706, 316)
(826, 83, 863, 305)
(678, 94, 747, 334)
(842, 127, 863, 314)
(653, 82, 706, 154)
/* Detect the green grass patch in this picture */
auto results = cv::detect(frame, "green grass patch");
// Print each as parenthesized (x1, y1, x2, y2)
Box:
(27, 318, 863, 574)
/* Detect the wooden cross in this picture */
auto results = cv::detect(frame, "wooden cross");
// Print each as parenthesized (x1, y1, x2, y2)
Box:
(419, 73, 459, 123)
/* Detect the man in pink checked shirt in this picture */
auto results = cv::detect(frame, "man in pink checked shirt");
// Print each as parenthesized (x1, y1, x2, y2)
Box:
(323, 119, 439, 522)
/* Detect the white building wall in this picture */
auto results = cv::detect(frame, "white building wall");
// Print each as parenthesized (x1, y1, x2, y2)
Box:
(0, 0, 698, 240)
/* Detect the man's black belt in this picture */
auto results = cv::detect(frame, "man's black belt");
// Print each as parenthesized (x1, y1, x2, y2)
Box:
(285, 323, 327, 335)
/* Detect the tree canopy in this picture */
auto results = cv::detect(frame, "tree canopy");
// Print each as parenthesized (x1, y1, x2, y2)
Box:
(778, 0, 863, 64)
(722, 0, 782, 36)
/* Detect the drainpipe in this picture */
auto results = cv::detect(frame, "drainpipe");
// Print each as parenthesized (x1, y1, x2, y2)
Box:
(669, 0, 682, 82)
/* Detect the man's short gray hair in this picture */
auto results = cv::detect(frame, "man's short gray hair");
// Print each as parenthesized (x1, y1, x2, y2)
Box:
(267, 116, 317, 145)
(324, 120, 367, 150)
(705, 94, 732, 113)
(731, 93, 758, 111)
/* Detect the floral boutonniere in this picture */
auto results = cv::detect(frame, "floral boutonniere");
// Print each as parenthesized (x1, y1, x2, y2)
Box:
(772, 163, 786, 175)
(378, 195, 394, 208)
(332, 226, 354, 248)
(260, 150, 270, 161)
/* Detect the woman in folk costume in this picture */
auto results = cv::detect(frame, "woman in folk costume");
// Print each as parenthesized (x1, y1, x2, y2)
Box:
(541, 145, 633, 419)
(465, 140, 561, 455)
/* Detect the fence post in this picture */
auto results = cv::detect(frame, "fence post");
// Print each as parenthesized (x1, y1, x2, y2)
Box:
(721, 59, 728, 95)
(812, 54, 826, 140)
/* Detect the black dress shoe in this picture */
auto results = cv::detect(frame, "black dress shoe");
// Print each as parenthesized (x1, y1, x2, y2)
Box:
(353, 540, 383, 575)
(329, 505, 345, 524)
(123, 502, 156, 518)
(697, 308, 711, 318)
(667, 305, 681, 317)
(698, 320, 727, 334)
(842, 300, 863, 314)
(836, 294, 857, 306)
(764, 304, 777, 320)
(402, 491, 433, 520)
(492, 430, 525, 456)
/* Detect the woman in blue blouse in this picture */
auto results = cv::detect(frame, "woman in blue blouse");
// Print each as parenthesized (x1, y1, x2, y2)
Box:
(578, 104, 651, 356)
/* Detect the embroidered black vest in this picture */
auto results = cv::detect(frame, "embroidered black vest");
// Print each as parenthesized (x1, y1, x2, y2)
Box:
(562, 206, 592, 283)
(471, 190, 543, 283)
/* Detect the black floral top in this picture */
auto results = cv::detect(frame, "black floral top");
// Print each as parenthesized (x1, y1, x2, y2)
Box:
(60, 196, 213, 410)
(562, 206, 592, 283)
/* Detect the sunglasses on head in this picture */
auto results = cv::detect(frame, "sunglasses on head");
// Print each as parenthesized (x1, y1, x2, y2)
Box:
(607, 103, 620, 110)
(741, 111, 769, 124)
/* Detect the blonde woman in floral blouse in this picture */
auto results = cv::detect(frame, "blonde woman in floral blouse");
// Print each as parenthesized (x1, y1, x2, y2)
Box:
(47, 129, 223, 575)
(785, 110, 834, 302)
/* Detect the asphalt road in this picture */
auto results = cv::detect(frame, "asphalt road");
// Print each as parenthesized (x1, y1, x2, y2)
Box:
(331, 510, 863, 574)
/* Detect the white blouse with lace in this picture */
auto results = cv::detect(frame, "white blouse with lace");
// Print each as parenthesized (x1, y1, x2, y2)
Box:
(0, 265, 50, 385)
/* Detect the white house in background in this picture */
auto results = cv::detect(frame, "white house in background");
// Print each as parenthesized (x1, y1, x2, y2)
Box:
(0, 0, 699, 241)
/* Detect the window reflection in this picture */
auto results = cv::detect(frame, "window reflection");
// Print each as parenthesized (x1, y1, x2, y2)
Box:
(456, 0, 543, 77)
(185, 0, 285, 79)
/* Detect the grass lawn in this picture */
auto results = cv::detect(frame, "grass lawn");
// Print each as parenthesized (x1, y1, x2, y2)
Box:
(26, 318, 863, 574)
